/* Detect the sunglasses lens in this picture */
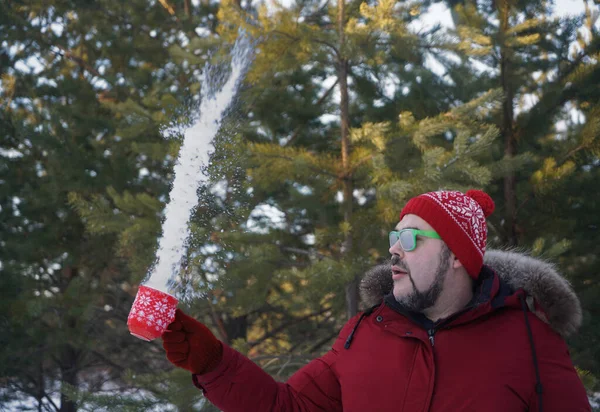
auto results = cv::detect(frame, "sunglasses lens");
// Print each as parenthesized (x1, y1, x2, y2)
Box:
(389, 232, 399, 248)
(399, 230, 415, 251)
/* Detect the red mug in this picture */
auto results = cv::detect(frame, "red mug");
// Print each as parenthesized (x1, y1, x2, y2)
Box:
(127, 285, 178, 341)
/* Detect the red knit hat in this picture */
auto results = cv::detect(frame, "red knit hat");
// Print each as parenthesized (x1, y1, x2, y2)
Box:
(399, 190, 495, 279)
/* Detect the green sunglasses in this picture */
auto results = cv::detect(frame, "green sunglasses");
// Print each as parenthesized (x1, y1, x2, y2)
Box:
(389, 229, 441, 251)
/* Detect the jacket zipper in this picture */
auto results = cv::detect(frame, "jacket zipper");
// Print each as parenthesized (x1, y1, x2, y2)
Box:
(428, 329, 436, 346)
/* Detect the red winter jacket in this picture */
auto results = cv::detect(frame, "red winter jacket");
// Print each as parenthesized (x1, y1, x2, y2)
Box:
(192, 250, 590, 411)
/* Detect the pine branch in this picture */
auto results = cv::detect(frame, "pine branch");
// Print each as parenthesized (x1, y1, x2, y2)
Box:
(199, 272, 231, 343)
(255, 153, 338, 178)
(90, 350, 126, 373)
(350, 154, 375, 172)
(158, 0, 176, 15)
(307, 330, 338, 353)
(270, 30, 302, 44)
(520, 50, 593, 132)
(247, 306, 333, 348)
(287, 311, 335, 353)
(271, 29, 340, 57)
(10, 14, 111, 85)
(280, 246, 331, 260)
(285, 79, 339, 147)
(3, 10, 109, 82)
(560, 144, 587, 163)
(251, 354, 315, 363)
(515, 142, 587, 215)
(311, 38, 340, 57)
(16, 376, 60, 412)
(50, 45, 103, 78)
(274, 354, 296, 377)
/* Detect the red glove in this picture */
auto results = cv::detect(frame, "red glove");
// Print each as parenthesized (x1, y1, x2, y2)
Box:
(162, 309, 223, 375)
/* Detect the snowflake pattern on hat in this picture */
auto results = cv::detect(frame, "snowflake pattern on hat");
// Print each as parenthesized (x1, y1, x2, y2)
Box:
(128, 286, 178, 335)
(424, 191, 487, 256)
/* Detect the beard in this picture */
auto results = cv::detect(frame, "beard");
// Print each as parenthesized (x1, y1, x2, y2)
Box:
(392, 245, 452, 312)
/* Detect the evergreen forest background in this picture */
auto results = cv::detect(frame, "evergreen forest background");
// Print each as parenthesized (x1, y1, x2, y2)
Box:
(2, 0, 600, 409)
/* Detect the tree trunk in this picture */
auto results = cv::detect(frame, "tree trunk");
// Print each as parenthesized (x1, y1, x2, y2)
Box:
(36, 348, 44, 412)
(338, 0, 358, 318)
(499, 1, 518, 247)
(59, 344, 79, 412)
(224, 315, 248, 343)
(59, 267, 79, 412)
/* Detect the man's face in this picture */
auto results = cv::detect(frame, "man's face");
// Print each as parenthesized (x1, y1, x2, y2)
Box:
(389, 214, 452, 312)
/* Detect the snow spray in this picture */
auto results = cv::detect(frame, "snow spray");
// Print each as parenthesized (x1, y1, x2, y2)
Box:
(128, 33, 254, 341)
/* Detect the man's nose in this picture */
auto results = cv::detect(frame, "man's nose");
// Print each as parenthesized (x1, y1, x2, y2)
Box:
(389, 241, 405, 258)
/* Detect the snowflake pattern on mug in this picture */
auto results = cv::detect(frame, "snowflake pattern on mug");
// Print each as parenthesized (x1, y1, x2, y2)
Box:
(128, 285, 178, 340)
(138, 294, 151, 306)
(154, 301, 168, 314)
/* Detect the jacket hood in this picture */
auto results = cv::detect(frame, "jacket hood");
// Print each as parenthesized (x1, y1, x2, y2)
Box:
(359, 249, 582, 337)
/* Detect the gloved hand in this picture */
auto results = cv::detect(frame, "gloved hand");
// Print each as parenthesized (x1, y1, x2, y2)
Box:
(162, 309, 223, 375)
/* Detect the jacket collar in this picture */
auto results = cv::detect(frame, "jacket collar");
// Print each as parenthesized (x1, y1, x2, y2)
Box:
(382, 265, 508, 330)
(360, 250, 582, 337)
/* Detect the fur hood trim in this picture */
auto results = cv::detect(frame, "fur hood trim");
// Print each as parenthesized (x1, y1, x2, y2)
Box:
(359, 250, 582, 337)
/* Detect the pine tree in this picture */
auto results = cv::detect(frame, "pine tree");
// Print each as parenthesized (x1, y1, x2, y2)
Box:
(170, 0, 504, 370)
(524, 9, 600, 381)
(2, 0, 599, 408)
(447, 0, 600, 382)
(0, 0, 218, 409)
(212, 0, 468, 328)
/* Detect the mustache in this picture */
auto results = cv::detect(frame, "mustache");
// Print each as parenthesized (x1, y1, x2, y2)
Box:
(390, 254, 409, 272)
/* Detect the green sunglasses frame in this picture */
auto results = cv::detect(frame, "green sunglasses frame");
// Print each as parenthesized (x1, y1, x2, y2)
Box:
(389, 229, 441, 251)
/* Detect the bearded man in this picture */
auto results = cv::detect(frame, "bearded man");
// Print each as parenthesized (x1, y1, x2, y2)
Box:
(162, 189, 591, 411)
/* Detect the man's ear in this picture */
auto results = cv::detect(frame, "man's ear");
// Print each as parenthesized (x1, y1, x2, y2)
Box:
(452, 254, 464, 270)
